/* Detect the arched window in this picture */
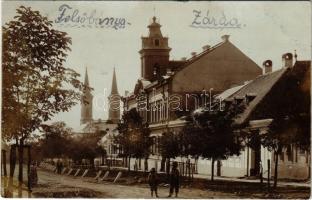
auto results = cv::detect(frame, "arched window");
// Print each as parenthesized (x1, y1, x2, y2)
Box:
(155, 39, 159, 46)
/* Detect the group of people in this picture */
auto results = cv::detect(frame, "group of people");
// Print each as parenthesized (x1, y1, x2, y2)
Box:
(148, 161, 180, 198)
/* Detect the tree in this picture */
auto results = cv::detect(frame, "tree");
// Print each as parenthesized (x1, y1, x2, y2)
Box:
(115, 108, 152, 171)
(183, 100, 245, 181)
(159, 131, 182, 174)
(2, 6, 86, 182)
(257, 114, 310, 189)
(67, 131, 107, 168)
(40, 122, 73, 159)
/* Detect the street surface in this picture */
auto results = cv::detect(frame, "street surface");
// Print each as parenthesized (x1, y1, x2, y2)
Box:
(33, 169, 238, 198)
(30, 169, 310, 198)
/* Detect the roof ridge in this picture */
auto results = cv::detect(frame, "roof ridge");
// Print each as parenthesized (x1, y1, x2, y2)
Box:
(231, 67, 287, 98)
(186, 41, 225, 63)
(170, 41, 226, 76)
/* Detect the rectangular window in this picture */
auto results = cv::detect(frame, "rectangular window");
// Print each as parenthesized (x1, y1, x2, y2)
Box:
(156, 137, 158, 153)
(155, 102, 158, 122)
(153, 102, 156, 123)
(164, 102, 168, 120)
(159, 101, 162, 121)
(153, 137, 156, 154)
(150, 103, 153, 123)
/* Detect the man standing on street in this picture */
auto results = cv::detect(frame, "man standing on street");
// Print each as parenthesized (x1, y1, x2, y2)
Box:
(168, 161, 180, 198)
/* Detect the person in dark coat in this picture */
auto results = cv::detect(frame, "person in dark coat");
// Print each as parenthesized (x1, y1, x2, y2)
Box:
(168, 162, 180, 197)
(148, 168, 159, 197)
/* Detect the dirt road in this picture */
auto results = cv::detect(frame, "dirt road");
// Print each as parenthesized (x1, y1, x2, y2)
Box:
(33, 169, 238, 198)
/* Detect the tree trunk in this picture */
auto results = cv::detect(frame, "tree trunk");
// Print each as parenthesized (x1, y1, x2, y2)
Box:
(273, 151, 279, 189)
(195, 157, 198, 174)
(2, 150, 7, 176)
(89, 158, 94, 169)
(187, 159, 191, 180)
(10, 145, 16, 177)
(308, 151, 311, 179)
(123, 157, 126, 168)
(18, 139, 24, 183)
(160, 157, 165, 172)
(166, 158, 170, 175)
(217, 160, 221, 176)
(144, 157, 148, 172)
(27, 147, 31, 191)
(211, 158, 215, 181)
(128, 156, 131, 172)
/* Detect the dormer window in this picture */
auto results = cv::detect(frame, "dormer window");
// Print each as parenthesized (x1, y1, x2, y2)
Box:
(154, 39, 159, 46)
(234, 96, 244, 104)
(245, 93, 257, 104)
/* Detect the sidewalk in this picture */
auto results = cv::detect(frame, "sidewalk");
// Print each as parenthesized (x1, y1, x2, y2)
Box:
(193, 173, 310, 188)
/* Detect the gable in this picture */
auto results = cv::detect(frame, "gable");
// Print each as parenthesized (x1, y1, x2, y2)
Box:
(171, 41, 262, 93)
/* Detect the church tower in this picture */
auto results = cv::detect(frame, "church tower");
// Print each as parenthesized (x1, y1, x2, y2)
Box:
(139, 16, 171, 81)
(80, 68, 93, 125)
(108, 68, 120, 123)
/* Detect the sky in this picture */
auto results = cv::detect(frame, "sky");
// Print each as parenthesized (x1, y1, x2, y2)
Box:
(2, 1, 311, 129)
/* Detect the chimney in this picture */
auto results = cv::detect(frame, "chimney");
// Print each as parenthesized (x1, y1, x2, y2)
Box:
(181, 57, 187, 61)
(221, 35, 230, 42)
(282, 53, 293, 68)
(166, 68, 173, 75)
(202, 45, 211, 51)
(263, 60, 272, 74)
(191, 52, 197, 57)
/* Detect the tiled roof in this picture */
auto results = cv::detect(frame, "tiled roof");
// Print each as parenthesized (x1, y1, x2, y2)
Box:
(229, 68, 287, 125)
(215, 82, 249, 100)
(230, 60, 311, 126)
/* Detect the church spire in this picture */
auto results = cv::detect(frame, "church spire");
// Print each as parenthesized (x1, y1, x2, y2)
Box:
(84, 67, 89, 86)
(80, 67, 93, 125)
(108, 68, 120, 123)
(110, 67, 119, 95)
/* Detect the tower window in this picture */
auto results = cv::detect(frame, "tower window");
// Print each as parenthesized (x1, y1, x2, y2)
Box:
(155, 39, 159, 46)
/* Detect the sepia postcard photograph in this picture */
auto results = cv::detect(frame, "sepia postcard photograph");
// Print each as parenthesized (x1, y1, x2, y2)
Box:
(1, 1, 311, 199)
